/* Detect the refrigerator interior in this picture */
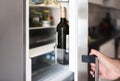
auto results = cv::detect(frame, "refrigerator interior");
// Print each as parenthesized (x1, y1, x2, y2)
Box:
(29, 0, 74, 81)
(32, 51, 74, 81)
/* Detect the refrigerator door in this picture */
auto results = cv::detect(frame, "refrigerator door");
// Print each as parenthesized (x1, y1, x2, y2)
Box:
(69, 0, 88, 81)
(77, 1, 88, 81)
(0, 0, 25, 81)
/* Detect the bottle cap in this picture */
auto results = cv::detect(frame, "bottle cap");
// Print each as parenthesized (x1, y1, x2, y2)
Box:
(60, 6, 66, 18)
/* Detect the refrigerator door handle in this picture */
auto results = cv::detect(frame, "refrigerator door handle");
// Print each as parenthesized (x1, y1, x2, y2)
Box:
(82, 55, 99, 81)
(95, 57, 99, 81)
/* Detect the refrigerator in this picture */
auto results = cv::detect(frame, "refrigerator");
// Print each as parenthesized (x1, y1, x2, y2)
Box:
(0, 0, 25, 81)
(0, 0, 89, 81)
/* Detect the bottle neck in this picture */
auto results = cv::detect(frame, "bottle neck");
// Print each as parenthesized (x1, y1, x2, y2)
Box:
(60, 6, 66, 20)
(60, 18, 66, 22)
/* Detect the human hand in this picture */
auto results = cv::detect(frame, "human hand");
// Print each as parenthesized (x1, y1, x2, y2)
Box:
(90, 49, 120, 80)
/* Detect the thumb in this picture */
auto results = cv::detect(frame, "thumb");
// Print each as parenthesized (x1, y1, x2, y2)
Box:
(90, 49, 109, 63)
(90, 49, 105, 59)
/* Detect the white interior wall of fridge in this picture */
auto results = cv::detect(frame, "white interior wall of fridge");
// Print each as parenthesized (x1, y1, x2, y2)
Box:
(26, 0, 31, 81)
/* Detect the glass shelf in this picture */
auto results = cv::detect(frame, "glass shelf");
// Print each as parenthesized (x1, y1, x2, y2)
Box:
(29, 26, 56, 30)
(29, 4, 60, 8)
(29, 43, 55, 58)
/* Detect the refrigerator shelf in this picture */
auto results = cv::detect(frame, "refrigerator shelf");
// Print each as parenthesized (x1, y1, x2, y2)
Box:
(32, 64, 73, 81)
(29, 43, 55, 58)
(29, 4, 60, 8)
(29, 26, 56, 30)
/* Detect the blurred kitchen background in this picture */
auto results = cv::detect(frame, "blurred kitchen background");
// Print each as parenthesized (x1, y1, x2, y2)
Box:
(88, 0, 120, 81)
(88, 0, 120, 58)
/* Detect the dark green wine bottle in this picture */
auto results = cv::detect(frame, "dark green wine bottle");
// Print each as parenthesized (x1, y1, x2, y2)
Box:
(56, 6, 69, 65)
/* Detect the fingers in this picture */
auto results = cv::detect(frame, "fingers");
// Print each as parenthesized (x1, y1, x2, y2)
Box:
(89, 49, 104, 78)
(90, 62, 104, 78)
(89, 49, 98, 77)
(91, 63, 96, 70)
(90, 70, 95, 77)
(90, 63, 96, 77)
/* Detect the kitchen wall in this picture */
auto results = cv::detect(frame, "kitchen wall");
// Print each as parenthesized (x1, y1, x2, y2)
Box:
(89, 3, 120, 27)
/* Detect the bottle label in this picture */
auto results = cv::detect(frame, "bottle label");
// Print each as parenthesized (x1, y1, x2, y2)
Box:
(57, 48, 66, 63)
(66, 35, 69, 50)
(56, 32, 58, 46)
